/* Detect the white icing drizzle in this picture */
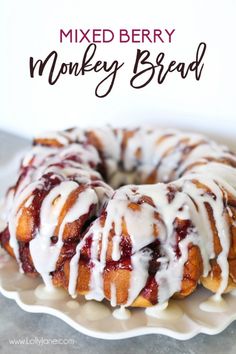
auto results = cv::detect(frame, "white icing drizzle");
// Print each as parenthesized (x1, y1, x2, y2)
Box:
(34, 283, 68, 300)
(8, 181, 43, 264)
(81, 300, 111, 321)
(145, 301, 183, 320)
(110, 282, 117, 307)
(127, 249, 152, 306)
(112, 306, 131, 320)
(30, 182, 98, 288)
(66, 300, 80, 309)
(199, 294, 229, 313)
(2, 127, 236, 311)
(112, 235, 121, 261)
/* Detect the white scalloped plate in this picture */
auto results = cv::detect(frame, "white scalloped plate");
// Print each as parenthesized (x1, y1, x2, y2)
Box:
(1, 248, 236, 340)
(1, 149, 236, 340)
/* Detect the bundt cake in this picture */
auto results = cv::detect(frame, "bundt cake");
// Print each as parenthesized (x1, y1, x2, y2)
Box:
(1, 127, 236, 308)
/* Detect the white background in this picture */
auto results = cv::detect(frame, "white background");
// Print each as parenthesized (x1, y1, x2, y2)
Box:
(0, 0, 236, 145)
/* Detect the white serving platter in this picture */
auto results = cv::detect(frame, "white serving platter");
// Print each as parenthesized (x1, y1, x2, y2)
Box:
(1, 252, 236, 340)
